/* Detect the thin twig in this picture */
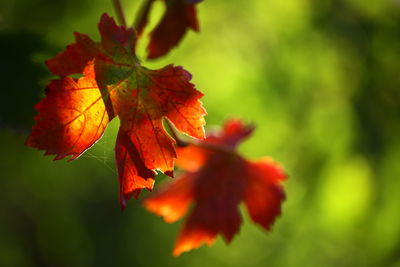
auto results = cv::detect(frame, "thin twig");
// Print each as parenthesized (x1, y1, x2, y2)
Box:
(113, 0, 127, 27)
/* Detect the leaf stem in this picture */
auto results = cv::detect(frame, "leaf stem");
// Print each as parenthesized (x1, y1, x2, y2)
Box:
(133, 0, 154, 29)
(191, 140, 238, 156)
(165, 120, 187, 147)
(113, 0, 127, 27)
(165, 120, 238, 157)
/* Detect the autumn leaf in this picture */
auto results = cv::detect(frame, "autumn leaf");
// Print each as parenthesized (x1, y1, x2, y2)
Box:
(135, 0, 202, 59)
(25, 13, 206, 209)
(143, 119, 287, 256)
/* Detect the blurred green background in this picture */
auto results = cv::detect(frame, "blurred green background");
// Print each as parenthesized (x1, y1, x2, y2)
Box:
(1, 0, 400, 266)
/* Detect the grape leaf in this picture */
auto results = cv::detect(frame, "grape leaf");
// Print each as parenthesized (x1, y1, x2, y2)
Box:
(136, 0, 202, 59)
(26, 13, 206, 209)
(143, 119, 287, 256)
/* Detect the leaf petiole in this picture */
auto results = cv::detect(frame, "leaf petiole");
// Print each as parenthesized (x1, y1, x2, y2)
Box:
(165, 120, 238, 157)
(165, 119, 188, 147)
(113, 0, 127, 27)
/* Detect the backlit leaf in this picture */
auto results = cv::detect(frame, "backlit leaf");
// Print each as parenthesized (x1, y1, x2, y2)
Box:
(143, 119, 286, 255)
(26, 13, 206, 209)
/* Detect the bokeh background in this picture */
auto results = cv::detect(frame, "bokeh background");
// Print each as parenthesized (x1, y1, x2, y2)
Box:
(1, 0, 400, 266)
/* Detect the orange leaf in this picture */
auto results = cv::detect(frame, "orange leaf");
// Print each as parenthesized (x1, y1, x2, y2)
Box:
(26, 13, 206, 209)
(26, 63, 109, 160)
(143, 119, 287, 256)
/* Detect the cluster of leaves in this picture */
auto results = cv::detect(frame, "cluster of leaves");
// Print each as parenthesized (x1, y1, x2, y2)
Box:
(26, 0, 287, 256)
(26, 13, 206, 209)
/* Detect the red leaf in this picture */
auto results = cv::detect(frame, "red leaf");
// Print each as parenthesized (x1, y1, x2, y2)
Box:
(143, 119, 287, 256)
(136, 0, 202, 59)
(115, 130, 155, 208)
(26, 13, 206, 209)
